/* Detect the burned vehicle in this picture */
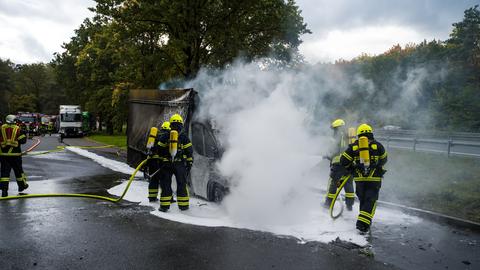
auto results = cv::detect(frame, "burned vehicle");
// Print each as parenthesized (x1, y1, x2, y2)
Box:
(127, 89, 228, 202)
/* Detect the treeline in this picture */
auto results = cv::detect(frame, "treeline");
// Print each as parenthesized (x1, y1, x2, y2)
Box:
(328, 6, 480, 131)
(0, 61, 66, 116)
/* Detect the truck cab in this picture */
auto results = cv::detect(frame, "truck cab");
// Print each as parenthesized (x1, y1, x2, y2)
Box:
(127, 89, 228, 202)
(59, 105, 83, 137)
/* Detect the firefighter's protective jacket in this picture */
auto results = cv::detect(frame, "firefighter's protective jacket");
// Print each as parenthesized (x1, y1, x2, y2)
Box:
(155, 131, 193, 165)
(0, 124, 27, 156)
(328, 131, 348, 165)
(340, 139, 387, 181)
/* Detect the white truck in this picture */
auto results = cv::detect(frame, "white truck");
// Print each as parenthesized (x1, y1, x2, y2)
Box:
(59, 105, 83, 137)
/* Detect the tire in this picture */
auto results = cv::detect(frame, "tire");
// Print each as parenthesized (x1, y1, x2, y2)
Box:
(211, 183, 225, 202)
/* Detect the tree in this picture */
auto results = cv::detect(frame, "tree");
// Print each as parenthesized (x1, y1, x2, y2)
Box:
(0, 59, 15, 116)
(448, 5, 480, 68)
(93, 0, 310, 79)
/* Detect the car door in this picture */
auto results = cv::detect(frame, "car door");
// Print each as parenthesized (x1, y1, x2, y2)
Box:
(189, 122, 210, 199)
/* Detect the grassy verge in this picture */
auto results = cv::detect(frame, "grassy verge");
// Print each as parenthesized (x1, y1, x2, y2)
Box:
(87, 133, 127, 150)
(380, 148, 480, 222)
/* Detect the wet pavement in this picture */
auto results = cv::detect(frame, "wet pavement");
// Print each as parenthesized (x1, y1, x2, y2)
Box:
(1, 136, 479, 269)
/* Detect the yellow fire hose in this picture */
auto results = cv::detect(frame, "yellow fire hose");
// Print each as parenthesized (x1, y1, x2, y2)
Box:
(1, 142, 152, 203)
(329, 175, 352, 219)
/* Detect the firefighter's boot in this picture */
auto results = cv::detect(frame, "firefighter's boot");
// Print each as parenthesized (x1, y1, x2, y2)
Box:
(18, 183, 28, 192)
(356, 221, 370, 234)
(346, 198, 354, 211)
(323, 198, 332, 209)
(1, 189, 8, 197)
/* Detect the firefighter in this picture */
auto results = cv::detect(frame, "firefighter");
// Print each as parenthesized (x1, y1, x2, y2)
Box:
(156, 114, 193, 212)
(146, 121, 171, 202)
(340, 124, 387, 234)
(323, 119, 355, 210)
(0, 115, 28, 197)
(47, 121, 54, 136)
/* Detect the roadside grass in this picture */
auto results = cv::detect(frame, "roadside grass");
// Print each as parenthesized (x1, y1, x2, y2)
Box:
(380, 148, 480, 223)
(87, 133, 127, 150)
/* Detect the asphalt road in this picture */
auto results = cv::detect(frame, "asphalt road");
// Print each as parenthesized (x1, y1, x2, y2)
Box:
(1, 136, 479, 270)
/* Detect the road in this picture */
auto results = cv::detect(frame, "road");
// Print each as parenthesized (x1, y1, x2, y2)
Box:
(1, 135, 479, 270)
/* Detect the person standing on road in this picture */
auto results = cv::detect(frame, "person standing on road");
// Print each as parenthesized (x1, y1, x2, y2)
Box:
(146, 121, 171, 202)
(156, 114, 193, 212)
(323, 119, 355, 210)
(0, 115, 28, 197)
(340, 123, 388, 234)
(47, 121, 54, 136)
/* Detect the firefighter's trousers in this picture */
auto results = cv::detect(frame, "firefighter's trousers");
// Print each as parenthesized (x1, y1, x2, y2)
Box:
(0, 156, 28, 192)
(355, 181, 381, 232)
(325, 164, 355, 207)
(147, 159, 162, 200)
(158, 162, 189, 211)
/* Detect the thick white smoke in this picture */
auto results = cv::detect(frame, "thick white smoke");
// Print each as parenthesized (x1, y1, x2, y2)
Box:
(186, 61, 331, 226)
(185, 59, 446, 228)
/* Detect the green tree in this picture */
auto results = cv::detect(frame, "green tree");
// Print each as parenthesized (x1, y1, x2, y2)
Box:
(93, 0, 310, 79)
(448, 5, 480, 68)
(0, 59, 15, 117)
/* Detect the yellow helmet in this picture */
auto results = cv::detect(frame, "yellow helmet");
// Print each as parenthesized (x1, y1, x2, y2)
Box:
(331, 119, 345, 128)
(169, 114, 183, 124)
(161, 121, 171, 130)
(357, 123, 373, 136)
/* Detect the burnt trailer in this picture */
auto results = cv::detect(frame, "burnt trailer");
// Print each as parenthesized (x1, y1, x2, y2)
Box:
(127, 88, 228, 202)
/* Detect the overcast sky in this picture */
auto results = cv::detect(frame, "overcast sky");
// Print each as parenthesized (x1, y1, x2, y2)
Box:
(0, 0, 478, 64)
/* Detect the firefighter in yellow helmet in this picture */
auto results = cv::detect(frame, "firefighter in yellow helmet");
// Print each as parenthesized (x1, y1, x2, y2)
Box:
(145, 121, 171, 202)
(156, 114, 193, 212)
(323, 119, 355, 210)
(0, 115, 28, 197)
(340, 124, 388, 234)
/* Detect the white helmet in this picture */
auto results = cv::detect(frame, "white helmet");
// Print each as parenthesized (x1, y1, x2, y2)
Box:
(5, 115, 16, 124)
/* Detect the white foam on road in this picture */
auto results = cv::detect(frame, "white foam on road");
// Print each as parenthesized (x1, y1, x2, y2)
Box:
(66, 148, 420, 247)
(65, 147, 135, 175)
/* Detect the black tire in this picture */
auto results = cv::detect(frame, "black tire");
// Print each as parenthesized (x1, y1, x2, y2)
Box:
(211, 183, 225, 202)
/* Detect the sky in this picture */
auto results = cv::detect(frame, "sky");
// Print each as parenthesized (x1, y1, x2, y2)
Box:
(0, 0, 478, 64)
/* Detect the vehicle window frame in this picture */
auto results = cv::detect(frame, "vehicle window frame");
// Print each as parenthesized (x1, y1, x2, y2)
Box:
(191, 122, 206, 156)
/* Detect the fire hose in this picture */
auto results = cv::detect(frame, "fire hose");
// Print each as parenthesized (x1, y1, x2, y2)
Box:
(0, 157, 152, 202)
(329, 175, 352, 219)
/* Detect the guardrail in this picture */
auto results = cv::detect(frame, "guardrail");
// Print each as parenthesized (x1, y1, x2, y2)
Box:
(375, 129, 480, 158)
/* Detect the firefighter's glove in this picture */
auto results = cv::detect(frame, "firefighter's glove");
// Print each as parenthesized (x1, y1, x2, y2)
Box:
(378, 167, 387, 177)
(335, 179, 342, 188)
(186, 162, 193, 172)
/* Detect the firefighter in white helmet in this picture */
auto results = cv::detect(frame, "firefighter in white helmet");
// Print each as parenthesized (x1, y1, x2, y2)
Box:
(0, 115, 28, 197)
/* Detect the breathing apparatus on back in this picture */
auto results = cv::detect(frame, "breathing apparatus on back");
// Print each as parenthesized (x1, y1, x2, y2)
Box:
(348, 127, 356, 144)
(146, 127, 158, 152)
(356, 124, 373, 175)
(168, 114, 184, 160)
